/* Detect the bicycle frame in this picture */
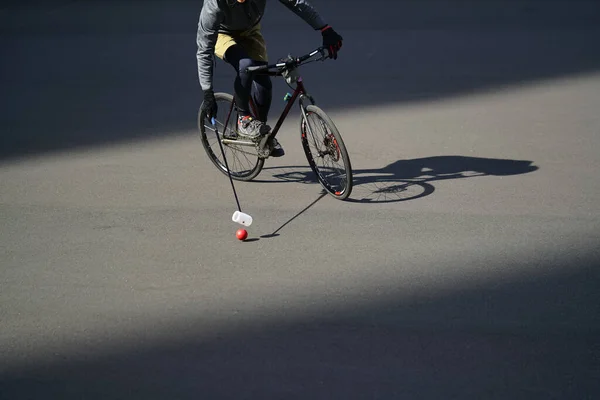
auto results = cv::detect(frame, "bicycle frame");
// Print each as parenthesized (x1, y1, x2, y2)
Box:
(220, 77, 312, 147)
(201, 47, 352, 199)
(220, 49, 324, 150)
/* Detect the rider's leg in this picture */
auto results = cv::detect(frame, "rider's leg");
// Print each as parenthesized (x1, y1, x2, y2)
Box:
(216, 26, 284, 156)
(235, 24, 283, 157)
(253, 74, 283, 157)
(213, 24, 272, 121)
(237, 23, 272, 123)
(251, 75, 272, 123)
(224, 44, 270, 138)
(251, 68, 283, 157)
(224, 45, 271, 120)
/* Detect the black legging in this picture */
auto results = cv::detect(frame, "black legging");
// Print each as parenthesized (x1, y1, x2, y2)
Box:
(223, 44, 272, 122)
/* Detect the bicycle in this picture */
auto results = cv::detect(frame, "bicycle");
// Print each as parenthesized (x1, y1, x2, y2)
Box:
(198, 47, 353, 200)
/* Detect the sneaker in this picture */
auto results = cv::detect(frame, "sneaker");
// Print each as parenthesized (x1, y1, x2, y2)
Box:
(238, 115, 270, 139)
(269, 137, 285, 157)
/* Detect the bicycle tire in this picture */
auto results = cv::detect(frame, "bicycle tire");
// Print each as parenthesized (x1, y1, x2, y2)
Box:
(198, 92, 264, 181)
(300, 105, 353, 200)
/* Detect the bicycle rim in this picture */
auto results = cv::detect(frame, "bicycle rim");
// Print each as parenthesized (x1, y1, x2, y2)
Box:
(198, 92, 264, 181)
(300, 105, 353, 199)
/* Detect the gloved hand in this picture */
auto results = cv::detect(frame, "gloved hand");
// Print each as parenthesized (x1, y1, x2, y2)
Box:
(320, 25, 343, 60)
(201, 89, 218, 120)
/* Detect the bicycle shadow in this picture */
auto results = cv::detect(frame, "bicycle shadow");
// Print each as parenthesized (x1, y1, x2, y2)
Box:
(257, 155, 539, 203)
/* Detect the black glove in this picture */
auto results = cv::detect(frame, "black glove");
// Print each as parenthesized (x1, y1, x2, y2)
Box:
(201, 89, 218, 120)
(320, 25, 343, 60)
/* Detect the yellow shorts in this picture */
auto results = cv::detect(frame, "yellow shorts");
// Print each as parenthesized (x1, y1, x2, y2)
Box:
(214, 23, 268, 62)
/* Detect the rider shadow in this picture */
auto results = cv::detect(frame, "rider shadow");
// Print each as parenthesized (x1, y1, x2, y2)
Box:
(258, 155, 539, 203)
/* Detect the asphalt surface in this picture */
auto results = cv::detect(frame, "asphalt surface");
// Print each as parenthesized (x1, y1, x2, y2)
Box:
(1, 1, 600, 399)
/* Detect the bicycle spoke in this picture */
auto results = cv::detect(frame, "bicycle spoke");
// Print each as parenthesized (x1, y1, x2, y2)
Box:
(302, 110, 349, 196)
(198, 93, 264, 181)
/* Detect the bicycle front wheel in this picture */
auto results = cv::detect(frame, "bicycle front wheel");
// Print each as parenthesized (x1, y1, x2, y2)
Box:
(198, 92, 264, 181)
(300, 105, 353, 200)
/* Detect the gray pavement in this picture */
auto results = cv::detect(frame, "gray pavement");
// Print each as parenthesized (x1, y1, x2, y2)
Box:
(1, 1, 599, 399)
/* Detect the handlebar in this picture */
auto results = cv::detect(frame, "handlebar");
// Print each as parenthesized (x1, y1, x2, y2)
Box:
(245, 47, 328, 74)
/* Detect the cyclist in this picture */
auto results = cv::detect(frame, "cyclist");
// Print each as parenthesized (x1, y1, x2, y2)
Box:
(196, 0, 343, 157)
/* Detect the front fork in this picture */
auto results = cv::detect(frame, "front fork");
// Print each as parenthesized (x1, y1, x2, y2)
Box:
(299, 93, 315, 118)
(297, 83, 316, 142)
(298, 92, 318, 151)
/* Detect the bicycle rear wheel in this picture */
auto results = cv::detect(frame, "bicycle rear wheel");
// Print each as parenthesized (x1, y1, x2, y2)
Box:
(300, 105, 353, 200)
(198, 92, 264, 181)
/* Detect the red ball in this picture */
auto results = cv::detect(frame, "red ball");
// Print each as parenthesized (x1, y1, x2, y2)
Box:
(236, 228, 248, 241)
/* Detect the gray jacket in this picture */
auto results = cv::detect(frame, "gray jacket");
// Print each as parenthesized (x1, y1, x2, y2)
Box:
(196, 0, 327, 91)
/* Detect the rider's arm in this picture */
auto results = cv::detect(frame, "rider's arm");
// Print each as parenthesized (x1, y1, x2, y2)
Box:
(196, 0, 225, 92)
(277, 0, 328, 30)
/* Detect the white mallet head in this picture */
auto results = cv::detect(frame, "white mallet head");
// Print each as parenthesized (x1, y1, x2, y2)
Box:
(232, 211, 253, 227)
